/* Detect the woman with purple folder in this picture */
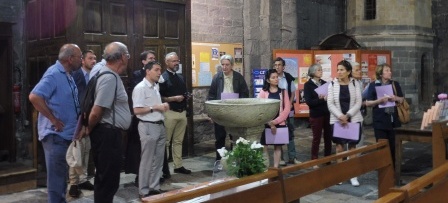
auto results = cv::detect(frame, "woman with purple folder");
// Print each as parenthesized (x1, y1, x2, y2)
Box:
(327, 60, 363, 186)
(303, 64, 332, 161)
(364, 63, 404, 166)
(258, 69, 291, 168)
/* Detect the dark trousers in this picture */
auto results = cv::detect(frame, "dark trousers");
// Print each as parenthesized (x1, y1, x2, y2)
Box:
(90, 125, 122, 203)
(214, 123, 227, 160)
(124, 117, 141, 175)
(162, 149, 170, 176)
(374, 128, 396, 165)
(310, 115, 332, 160)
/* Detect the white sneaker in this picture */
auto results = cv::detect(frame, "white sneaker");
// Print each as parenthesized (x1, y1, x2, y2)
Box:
(279, 160, 287, 166)
(350, 177, 360, 187)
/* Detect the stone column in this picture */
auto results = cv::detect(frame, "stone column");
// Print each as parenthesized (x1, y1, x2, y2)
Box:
(243, 0, 298, 91)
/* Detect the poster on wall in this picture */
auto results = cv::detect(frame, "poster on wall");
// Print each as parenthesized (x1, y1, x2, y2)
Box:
(252, 69, 268, 98)
(361, 52, 391, 89)
(315, 54, 332, 82)
(192, 42, 243, 87)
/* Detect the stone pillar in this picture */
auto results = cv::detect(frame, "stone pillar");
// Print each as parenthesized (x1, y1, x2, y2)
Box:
(347, 0, 434, 110)
(243, 0, 298, 94)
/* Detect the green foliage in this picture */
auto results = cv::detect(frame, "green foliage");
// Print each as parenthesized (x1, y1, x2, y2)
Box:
(218, 137, 266, 178)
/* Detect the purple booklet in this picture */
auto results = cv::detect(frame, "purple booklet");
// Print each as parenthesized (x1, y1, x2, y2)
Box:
(265, 127, 289, 144)
(314, 82, 330, 96)
(221, 93, 239, 100)
(333, 122, 360, 141)
(375, 84, 396, 108)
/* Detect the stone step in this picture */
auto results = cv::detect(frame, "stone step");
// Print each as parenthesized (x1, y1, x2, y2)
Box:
(0, 165, 36, 195)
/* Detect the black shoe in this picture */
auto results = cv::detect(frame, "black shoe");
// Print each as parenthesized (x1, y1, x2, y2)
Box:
(68, 185, 81, 198)
(174, 166, 191, 174)
(160, 177, 165, 184)
(134, 175, 139, 187)
(78, 181, 94, 190)
(148, 189, 166, 196)
(162, 173, 171, 179)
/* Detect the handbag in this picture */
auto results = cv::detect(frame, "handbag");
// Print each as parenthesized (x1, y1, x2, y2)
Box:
(392, 82, 410, 124)
(66, 140, 82, 167)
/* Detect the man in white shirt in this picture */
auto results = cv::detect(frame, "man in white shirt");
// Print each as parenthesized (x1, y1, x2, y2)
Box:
(132, 61, 169, 198)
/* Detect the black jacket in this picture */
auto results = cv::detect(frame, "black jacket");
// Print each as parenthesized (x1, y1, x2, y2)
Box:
(208, 71, 249, 100)
(365, 80, 403, 129)
(303, 79, 330, 118)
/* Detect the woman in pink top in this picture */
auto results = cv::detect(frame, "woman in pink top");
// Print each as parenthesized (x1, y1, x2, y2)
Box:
(257, 69, 291, 168)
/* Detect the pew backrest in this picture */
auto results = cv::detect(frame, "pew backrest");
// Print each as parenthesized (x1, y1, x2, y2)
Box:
(280, 140, 394, 202)
(144, 168, 286, 203)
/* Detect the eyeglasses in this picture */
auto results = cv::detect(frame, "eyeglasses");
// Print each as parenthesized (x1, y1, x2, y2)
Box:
(125, 53, 130, 59)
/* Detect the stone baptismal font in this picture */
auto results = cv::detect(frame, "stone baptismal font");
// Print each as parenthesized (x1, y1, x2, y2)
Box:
(205, 98, 280, 141)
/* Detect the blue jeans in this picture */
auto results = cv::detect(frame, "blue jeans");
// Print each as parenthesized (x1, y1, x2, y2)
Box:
(286, 118, 297, 160)
(41, 134, 71, 203)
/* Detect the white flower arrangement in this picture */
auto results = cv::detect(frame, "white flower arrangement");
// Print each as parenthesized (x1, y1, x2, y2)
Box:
(217, 137, 266, 178)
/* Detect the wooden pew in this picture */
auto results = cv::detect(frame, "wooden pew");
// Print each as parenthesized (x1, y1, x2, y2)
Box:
(280, 140, 394, 202)
(144, 168, 286, 203)
(375, 161, 448, 203)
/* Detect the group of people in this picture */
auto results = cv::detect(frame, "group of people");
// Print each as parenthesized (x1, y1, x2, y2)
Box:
(304, 60, 404, 186)
(30, 42, 193, 202)
(29, 42, 405, 202)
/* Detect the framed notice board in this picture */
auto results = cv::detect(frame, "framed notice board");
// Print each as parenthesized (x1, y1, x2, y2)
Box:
(273, 49, 314, 117)
(273, 49, 391, 118)
(191, 42, 243, 87)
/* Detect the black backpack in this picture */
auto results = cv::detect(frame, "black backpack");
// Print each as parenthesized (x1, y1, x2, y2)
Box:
(79, 71, 116, 126)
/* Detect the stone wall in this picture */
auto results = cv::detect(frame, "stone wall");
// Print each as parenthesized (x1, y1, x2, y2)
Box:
(296, 0, 345, 49)
(347, 0, 434, 112)
(191, 0, 300, 143)
(432, 0, 448, 93)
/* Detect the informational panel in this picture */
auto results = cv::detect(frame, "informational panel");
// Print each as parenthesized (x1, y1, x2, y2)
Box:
(314, 50, 358, 82)
(360, 50, 392, 89)
(252, 69, 268, 98)
(273, 50, 314, 117)
(192, 42, 243, 87)
(272, 49, 391, 118)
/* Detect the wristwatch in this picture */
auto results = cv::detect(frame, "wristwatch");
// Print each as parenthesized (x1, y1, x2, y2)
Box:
(150, 106, 153, 113)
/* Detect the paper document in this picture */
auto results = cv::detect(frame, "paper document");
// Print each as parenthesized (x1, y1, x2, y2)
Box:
(333, 122, 360, 141)
(265, 127, 289, 144)
(314, 82, 330, 96)
(375, 85, 396, 108)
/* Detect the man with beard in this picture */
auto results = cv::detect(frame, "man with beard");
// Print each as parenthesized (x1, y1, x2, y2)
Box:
(159, 52, 192, 175)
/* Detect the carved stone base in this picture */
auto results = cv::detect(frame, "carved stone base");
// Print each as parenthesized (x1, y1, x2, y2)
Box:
(225, 125, 264, 142)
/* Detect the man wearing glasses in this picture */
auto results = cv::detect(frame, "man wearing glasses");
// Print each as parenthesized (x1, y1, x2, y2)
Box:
(83, 42, 132, 202)
(29, 44, 82, 202)
(159, 52, 192, 175)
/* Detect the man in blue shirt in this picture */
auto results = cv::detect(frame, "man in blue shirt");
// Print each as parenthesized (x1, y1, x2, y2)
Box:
(29, 44, 82, 203)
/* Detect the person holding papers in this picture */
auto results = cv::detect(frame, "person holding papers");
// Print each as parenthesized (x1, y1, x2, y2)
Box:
(208, 55, 249, 160)
(258, 69, 291, 168)
(327, 60, 363, 186)
(303, 64, 332, 161)
(365, 63, 404, 166)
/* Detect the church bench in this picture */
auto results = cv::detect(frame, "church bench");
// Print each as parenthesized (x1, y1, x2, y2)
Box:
(143, 168, 286, 203)
(375, 161, 448, 203)
(279, 140, 394, 202)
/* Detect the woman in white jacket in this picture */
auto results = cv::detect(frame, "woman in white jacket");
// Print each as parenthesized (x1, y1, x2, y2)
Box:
(327, 60, 363, 186)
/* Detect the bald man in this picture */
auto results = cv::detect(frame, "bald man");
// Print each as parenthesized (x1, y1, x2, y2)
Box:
(85, 42, 132, 203)
(29, 44, 82, 202)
